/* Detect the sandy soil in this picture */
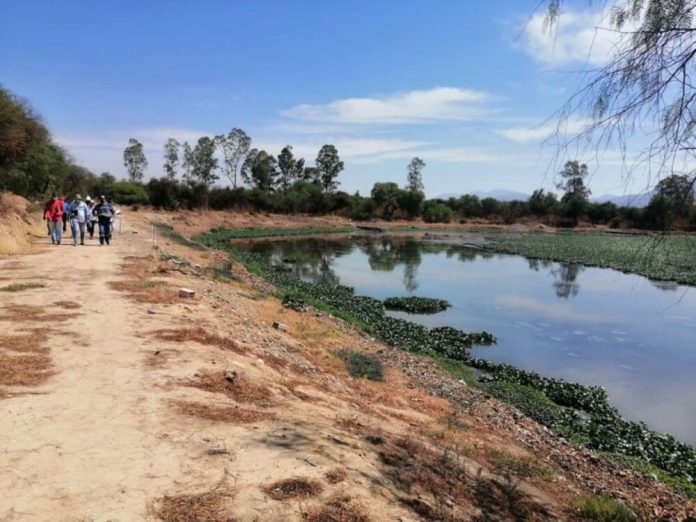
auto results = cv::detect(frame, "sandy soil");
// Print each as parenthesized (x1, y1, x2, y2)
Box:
(1, 208, 694, 521)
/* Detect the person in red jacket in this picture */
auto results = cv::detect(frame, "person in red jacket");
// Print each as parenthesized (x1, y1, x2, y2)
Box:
(43, 193, 64, 245)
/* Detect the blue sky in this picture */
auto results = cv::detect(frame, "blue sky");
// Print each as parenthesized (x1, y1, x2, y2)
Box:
(1, 0, 654, 197)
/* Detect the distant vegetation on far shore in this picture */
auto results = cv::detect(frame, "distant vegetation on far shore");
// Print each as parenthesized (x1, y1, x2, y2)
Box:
(2, 84, 695, 232)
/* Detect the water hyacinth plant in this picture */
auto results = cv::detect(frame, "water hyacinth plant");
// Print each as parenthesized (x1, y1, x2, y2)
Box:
(383, 296, 451, 314)
(197, 228, 696, 489)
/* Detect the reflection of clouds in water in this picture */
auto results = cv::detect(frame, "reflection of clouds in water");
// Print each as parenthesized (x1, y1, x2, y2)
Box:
(494, 295, 616, 323)
(559, 365, 696, 445)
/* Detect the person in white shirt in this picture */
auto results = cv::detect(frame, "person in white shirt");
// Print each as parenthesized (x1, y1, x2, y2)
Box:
(69, 194, 91, 246)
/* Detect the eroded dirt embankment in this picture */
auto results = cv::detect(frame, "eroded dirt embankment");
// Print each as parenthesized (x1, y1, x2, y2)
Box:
(0, 206, 694, 521)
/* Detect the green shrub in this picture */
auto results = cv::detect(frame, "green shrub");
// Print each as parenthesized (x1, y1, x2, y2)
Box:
(572, 495, 636, 521)
(111, 181, 149, 205)
(336, 349, 384, 381)
(383, 296, 451, 314)
(422, 201, 453, 223)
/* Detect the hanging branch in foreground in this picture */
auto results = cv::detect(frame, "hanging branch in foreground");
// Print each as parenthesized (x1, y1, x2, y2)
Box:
(546, 0, 696, 196)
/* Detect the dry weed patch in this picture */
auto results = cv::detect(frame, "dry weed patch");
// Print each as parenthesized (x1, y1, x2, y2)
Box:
(0, 282, 45, 292)
(53, 300, 81, 309)
(304, 495, 371, 522)
(0, 352, 53, 386)
(325, 468, 348, 484)
(263, 477, 324, 501)
(153, 490, 236, 522)
(174, 400, 273, 423)
(0, 333, 48, 354)
(0, 304, 77, 322)
(109, 279, 176, 304)
(153, 328, 242, 353)
(187, 370, 274, 406)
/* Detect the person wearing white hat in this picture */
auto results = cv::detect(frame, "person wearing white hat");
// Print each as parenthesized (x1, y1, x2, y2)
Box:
(69, 194, 91, 246)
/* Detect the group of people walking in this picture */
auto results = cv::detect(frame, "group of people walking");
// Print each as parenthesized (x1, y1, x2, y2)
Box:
(43, 194, 118, 246)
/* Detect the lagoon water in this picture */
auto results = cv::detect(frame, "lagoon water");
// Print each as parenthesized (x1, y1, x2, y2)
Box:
(242, 235, 696, 446)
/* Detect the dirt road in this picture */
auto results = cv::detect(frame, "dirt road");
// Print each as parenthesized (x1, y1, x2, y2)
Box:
(0, 223, 200, 520)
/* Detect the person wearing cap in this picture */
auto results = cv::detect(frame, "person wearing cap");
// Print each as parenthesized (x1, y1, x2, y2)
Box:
(85, 196, 97, 239)
(69, 194, 91, 246)
(43, 193, 64, 245)
(93, 196, 116, 245)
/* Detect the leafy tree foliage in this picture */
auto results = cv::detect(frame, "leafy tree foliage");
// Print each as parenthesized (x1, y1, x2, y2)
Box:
(371, 182, 403, 219)
(216, 128, 251, 189)
(163, 138, 180, 180)
(315, 144, 344, 194)
(181, 142, 194, 184)
(0, 85, 72, 197)
(406, 157, 425, 192)
(242, 149, 278, 192)
(191, 137, 218, 186)
(122, 138, 148, 182)
(529, 189, 559, 216)
(422, 201, 453, 223)
(277, 145, 305, 192)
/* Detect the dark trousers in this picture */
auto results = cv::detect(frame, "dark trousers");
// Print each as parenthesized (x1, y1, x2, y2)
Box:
(98, 216, 111, 245)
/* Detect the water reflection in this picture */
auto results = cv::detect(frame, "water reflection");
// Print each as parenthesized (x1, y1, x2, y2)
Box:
(247, 236, 585, 299)
(238, 235, 696, 444)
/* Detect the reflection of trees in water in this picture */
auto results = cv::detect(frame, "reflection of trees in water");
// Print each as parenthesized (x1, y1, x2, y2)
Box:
(527, 259, 553, 271)
(359, 237, 423, 291)
(550, 262, 584, 299)
(650, 280, 679, 292)
(249, 237, 513, 292)
(250, 238, 354, 285)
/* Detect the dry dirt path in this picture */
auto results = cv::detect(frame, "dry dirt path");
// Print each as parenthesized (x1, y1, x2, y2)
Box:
(0, 223, 194, 521)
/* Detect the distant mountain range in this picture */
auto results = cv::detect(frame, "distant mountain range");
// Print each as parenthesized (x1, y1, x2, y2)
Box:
(591, 192, 653, 208)
(435, 190, 653, 207)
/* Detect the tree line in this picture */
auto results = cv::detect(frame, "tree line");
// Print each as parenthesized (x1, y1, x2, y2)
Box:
(2, 84, 694, 230)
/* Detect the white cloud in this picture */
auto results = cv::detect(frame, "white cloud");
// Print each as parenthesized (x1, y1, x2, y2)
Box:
(56, 127, 212, 152)
(497, 118, 591, 142)
(255, 138, 427, 161)
(282, 87, 494, 124)
(520, 9, 636, 66)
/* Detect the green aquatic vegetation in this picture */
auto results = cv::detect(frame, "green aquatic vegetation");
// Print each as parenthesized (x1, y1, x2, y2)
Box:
(154, 223, 207, 251)
(475, 359, 696, 483)
(198, 228, 696, 489)
(485, 232, 696, 285)
(383, 296, 451, 314)
(336, 349, 384, 381)
(572, 495, 637, 521)
(197, 226, 355, 243)
(606, 454, 696, 500)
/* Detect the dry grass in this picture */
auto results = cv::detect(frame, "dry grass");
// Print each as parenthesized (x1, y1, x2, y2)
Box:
(53, 300, 81, 309)
(152, 328, 242, 353)
(0, 304, 77, 322)
(0, 332, 53, 386)
(263, 477, 324, 501)
(0, 333, 48, 354)
(325, 468, 348, 485)
(109, 279, 177, 304)
(304, 495, 371, 522)
(186, 370, 274, 406)
(0, 352, 53, 386)
(173, 400, 273, 424)
(153, 490, 236, 522)
(0, 282, 46, 292)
